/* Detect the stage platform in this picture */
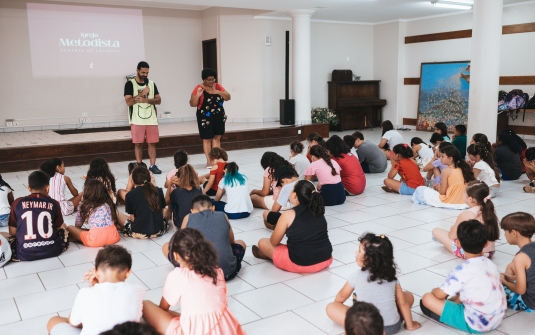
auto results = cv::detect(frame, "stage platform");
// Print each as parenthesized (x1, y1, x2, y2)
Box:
(0, 121, 329, 173)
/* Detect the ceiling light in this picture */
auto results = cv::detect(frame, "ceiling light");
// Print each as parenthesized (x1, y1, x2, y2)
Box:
(431, 1, 473, 10)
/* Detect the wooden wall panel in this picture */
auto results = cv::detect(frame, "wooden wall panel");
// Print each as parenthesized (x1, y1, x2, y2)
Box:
(405, 22, 535, 44)
(499, 76, 535, 85)
(0, 124, 329, 173)
(405, 29, 472, 44)
(404, 78, 420, 85)
(403, 118, 417, 126)
(502, 22, 535, 35)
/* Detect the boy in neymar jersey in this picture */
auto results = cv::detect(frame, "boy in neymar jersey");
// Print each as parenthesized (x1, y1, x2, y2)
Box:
(8, 171, 68, 261)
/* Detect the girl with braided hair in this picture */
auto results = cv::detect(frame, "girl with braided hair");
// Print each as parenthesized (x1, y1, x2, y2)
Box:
(304, 145, 346, 206)
(382, 144, 424, 195)
(467, 143, 501, 197)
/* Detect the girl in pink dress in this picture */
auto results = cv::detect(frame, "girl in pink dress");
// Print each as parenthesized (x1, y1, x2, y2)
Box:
(142, 228, 246, 335)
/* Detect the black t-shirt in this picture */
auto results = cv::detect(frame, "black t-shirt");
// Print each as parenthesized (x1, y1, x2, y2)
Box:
(125, 186, 166, 235)
(494, 146, 522, 180)
(170, 187, 202, 228)
(286, 204, 332, 266)
(124, 79, 159, 96)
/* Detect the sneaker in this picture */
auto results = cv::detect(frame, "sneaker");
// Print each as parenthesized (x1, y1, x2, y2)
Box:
(149, 165, 162, 174)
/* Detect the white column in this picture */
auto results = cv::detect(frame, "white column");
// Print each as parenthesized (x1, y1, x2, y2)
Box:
(467, 0, 503, 143)
(290, 10, 314, 125)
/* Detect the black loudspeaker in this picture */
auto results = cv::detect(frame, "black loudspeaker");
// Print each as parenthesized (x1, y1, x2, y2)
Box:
(280, 99, 295, 125)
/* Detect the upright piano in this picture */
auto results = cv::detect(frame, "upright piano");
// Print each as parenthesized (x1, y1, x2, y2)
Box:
(328, 72, 386, 131)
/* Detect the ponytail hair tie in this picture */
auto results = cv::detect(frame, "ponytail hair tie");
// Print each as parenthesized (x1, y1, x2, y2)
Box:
(311, 190, 316, 194)
(403, 143, 408, 148)
(483, 195, 492, 203)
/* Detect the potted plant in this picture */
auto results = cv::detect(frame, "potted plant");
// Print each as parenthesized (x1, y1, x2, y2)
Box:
(311, 107, 339, 130)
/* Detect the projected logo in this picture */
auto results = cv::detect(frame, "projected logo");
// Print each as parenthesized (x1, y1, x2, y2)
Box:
(27, 3, 145, 77)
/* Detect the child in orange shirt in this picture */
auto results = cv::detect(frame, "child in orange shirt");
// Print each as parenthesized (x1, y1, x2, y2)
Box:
(383, 144, 425, 195)
(201, 148, 228, 196)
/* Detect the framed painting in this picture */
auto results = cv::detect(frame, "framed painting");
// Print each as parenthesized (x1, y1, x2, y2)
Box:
(416, 61, 470, 132)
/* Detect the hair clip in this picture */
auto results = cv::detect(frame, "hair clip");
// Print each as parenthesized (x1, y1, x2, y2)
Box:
(311, 190, 316, 194)
(483, 195, 492, 203)
(402, 143, 408, 148)
(376, 234, 385, 239)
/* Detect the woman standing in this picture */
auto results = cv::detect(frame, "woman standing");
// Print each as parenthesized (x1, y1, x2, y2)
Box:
(190, 68, 231, 168)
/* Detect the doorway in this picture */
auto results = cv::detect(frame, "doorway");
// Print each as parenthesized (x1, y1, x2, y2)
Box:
(202, 39, 218, 79)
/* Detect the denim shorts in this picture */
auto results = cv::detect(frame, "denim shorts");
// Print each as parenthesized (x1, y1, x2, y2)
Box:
(0, 214, 8, 227)
(399, 182, 416, 195)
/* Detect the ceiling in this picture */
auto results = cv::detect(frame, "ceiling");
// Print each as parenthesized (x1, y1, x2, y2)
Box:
(50, 0, 531, 23)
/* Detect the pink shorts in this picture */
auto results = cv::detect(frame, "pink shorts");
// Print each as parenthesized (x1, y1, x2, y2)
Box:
(131, 124, 159, 144)
(272, 244, 333, 273)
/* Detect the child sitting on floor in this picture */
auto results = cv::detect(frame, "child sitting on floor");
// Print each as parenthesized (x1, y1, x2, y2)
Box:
(345, 131, 387, 174)
(41, 158, 83, 216)
(522, 147, 535, 193)
(421, 220, 506, 334)
(165, 164, 201, 228)
(67, 179, 121, 247)
(434, 122, 451, 142)
(86, 157, 117, 203)
(143, 228, 246, 335)
(432, 180, 499, 259)
(306, 132, 326, 162)
(117, 162, 153, 203)
(164, 195, 246, 281)
(451, 125, 467, 158)
(413, 145, 475, 209)
(165, 150, 189, 190)
(383, 144, 424, 195)
(304, 145, 346, 206)
(250, 152, 293, 209)
(326, 234, 421, 334)
(467, 143, 501, 197)
(410, 137, 434, 170)
(253, 180, 333, 273)
(8, 171, 68, 261)
(500, 212, 535, 312)
(46, 245, 145, 335)
(213, 162, 253, 220)
(0, 174, 14, 227)
(124, 167, 169, 239)
(201, 147, 228, 196)
(423, 141, 452, 186)
(288, 141, 310, 179)
(344, 301, 384, 335)
(262, 165, 299, 230)
(325, 135, 366, 196)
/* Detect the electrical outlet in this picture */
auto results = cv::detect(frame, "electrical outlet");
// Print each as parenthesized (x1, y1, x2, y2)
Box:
(85, 118, 91, 122)
(6, 122, 13, 127)
(13, 122, 20, 126)
(298, 130, 301, 134)
(82, 113, 88, 117)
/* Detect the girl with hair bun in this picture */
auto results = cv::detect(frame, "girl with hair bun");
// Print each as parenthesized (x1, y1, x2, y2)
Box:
(382, 144, 424, 195)
(124, 166, 169, 239)
(413, 145, 475, 209)
(327, 233, 421, 334)
(288, 140, 310, 179)
(467, 143, 501, 197)
(252, 180, 333, 273)
(143, 228, 246, 335)
(304, 145, 346, 206)
(432, 180, 499, 259)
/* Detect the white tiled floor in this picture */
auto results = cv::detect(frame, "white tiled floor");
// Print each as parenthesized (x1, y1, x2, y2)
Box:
(1, 128, 534, 335)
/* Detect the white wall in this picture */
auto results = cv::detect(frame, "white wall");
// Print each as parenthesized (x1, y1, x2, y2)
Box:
(0, 0, 202, 130)
(402, 3, 535, 129)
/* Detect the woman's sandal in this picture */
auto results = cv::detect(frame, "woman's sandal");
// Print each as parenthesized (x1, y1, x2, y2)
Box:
(252, 245, 269, 260)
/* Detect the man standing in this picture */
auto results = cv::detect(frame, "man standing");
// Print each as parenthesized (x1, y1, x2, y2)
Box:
(124, 61, 162, 174)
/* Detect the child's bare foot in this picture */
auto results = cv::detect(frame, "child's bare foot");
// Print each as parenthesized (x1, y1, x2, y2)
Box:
(404, 321, 422, 330)
(252, 245, 269, 260)
(381, 186, 398, 194)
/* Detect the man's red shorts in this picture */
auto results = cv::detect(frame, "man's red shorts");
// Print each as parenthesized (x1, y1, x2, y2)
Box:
(130, 124, 159, 144)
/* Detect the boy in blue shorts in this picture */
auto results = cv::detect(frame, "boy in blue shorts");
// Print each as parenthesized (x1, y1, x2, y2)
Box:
(420, 220, 506, 334)
(8, 171, 68, 261)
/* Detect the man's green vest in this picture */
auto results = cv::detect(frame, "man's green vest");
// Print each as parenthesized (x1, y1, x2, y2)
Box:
(129, 79, 158, 125)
